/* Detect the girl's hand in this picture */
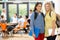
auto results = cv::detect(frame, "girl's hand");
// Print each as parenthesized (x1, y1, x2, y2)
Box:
(33, 34, 36, 37)
(51, 31, 55, 36)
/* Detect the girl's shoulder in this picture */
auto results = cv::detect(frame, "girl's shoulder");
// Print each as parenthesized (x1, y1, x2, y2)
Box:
(41, 12, 45, 17)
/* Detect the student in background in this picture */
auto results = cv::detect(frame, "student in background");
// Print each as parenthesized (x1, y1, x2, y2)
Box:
(18, 16, 22, 20)
(30, 2, 44, 40)
(13, 15, 29, 33)
(0, 15, 6, 21)
(23, 15, 29, 33)
(0, 15, 7, 37)
(13, 15, 24, 33)
(28, 10, 33, 24)
(44, 2, 57, 40)
(0, 15, 7, 31)
(10, 13, 18, 24)
(29, 9, 33, 19)
(18, 16, 25, 27)
(18, 16, 24, 24)
(1, 9, 7, 21)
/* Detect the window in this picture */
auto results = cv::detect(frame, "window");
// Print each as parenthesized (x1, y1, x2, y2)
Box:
(0, 4, 3, 15)
(8, 0, 28, 1)
(8, 4, 17, 17)
(29, 0, 44, 1)
(19, 4, 27, 16)
(29, 3, 35, 11)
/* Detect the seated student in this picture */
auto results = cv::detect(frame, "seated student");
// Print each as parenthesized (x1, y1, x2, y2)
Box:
(13, 16, 24, 33)
(18, 16, 25, 25)
(18, 16, 22, 20)
(13, 15, 29, 33)
(0, 15, 7, 31)
(29, 9, 33, 19)
(10, 13, 18, 24)
(10, 13, 18, 28)
(23, 15, 29, 33)
(28, 10, 33, 24)
(0, 15, 7, 37)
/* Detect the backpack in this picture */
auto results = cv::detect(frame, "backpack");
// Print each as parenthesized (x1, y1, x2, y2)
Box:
(34, 12, 45, 20)
(49, 12, 60, 28)
(56, 14, 60, 28)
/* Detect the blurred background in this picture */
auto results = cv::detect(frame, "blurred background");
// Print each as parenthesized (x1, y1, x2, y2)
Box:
(0, 0, 60, 22)
(0, 0, 60, 40)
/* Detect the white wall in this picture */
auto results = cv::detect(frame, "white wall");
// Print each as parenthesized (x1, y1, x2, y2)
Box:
(53, 0, 60, 15)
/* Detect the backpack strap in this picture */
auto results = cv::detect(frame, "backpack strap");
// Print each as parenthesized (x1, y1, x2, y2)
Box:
(41, 12, 45, 18)
(34, 12, 38, 20)
(34, 12, 45, 20)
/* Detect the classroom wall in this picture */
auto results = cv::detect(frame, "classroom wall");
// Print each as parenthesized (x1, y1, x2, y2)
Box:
(53, 0, 60, 15)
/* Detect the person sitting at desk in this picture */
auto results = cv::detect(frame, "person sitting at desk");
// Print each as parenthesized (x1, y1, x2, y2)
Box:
(0, 15, 7, 32)
(13, 16, 24, 33)
(10, 13, 18, 28)
(29, 9, 33, 19)
(23, 15, 29, 33)
(10, 13, 18, 24)
(0, 15, 7, 37)
(13, 15, 29, 33)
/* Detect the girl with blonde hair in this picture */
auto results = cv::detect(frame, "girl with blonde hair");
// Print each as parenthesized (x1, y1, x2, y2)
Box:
(44, 2, 57, 40)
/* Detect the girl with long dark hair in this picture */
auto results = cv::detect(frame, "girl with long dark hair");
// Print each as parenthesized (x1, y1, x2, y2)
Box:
(29, 2, 44, 40)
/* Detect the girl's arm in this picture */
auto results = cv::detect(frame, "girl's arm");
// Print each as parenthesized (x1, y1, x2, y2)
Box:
(30, 13, 35, 35)
(51, 13, 56, 36)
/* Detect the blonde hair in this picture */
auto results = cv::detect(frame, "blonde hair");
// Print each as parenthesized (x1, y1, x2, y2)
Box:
(45, 2, 54, 12)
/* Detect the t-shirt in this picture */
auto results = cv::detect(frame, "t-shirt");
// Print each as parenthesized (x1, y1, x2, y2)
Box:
(11, 17, 18, 23)
(45, 11, 56, 37)
(29, 13, 32, 19)
(18, 18, 25, 27)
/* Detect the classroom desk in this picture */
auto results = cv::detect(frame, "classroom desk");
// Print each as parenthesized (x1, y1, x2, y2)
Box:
(0, 23, 18, 31)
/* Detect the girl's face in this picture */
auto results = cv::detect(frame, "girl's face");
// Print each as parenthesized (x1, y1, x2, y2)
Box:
(45, 4, 51, 12)
(36, 4, 42, 12)
(14, 14, 17, 18)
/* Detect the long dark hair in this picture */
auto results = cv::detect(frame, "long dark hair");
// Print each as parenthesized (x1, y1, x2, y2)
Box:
(34, 2, 42, 20)
(34, 2, 42, 12)
(49, 1, 55, 17)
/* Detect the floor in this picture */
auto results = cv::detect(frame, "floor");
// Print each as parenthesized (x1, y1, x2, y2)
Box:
(0, 34, 34, 40)
(0, 34, 59, 40)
